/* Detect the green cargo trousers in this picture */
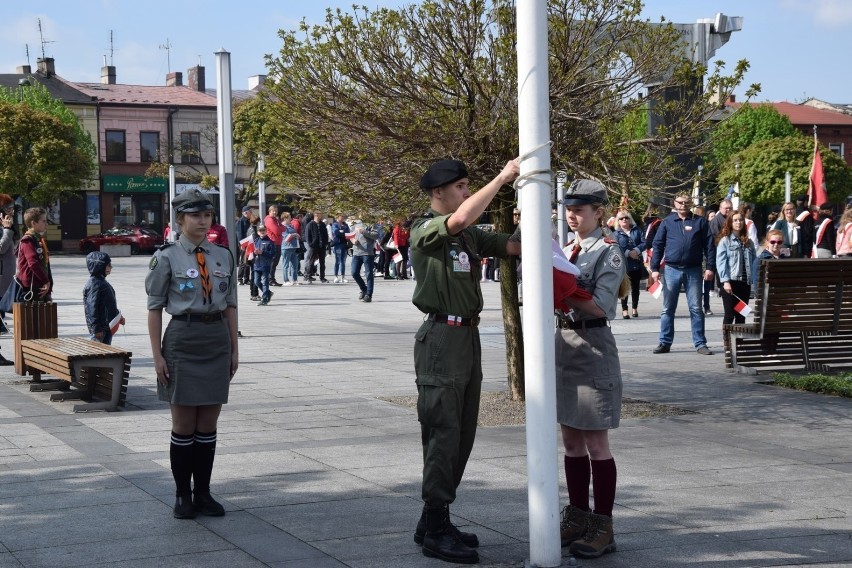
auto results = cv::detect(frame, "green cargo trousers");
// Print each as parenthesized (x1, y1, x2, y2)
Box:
(414, 319, 482, 506)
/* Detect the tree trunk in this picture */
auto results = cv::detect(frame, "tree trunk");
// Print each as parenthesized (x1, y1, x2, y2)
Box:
(492, 189, 525, 401)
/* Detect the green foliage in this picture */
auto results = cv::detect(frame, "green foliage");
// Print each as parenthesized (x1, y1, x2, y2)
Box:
(773, 372, 852, 398)
(709, 104, 797, 172)
(717, 135, 852, 205)
(0, 82, 96, 204)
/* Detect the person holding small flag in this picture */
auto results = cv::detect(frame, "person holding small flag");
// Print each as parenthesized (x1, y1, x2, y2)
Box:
(716, 210, 756, 325)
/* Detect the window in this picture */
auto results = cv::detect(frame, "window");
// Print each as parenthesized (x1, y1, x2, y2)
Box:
(180, 132, 202, 164)
(829, 143, 844, 158)
(140, 131, 160, 162)
(105, 130, 126, 162)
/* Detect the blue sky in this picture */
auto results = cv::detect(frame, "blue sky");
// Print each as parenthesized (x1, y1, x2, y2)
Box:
(1, 0, 849, 102)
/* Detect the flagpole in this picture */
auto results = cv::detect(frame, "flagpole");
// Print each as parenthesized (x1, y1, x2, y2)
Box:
(516, 1, 561, 566)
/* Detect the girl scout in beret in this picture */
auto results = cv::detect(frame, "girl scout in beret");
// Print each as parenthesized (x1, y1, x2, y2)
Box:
(555, 180, 624, 559)
(145, 189, 238, 519)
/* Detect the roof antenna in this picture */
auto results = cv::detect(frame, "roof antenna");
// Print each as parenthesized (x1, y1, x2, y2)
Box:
(25, 44, 31, 67)
(37, 18, 54, 60)
(159, 38, 172, 73)
(109, 30, 115, 66)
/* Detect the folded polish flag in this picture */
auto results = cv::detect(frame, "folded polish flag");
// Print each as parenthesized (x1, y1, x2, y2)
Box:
(734, 300, 752, 317)
(552, 239, 591, 310)
(647, 280, 662, 299)
(392, 251, 403, 263)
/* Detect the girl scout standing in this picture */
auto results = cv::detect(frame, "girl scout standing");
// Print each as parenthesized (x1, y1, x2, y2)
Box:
(555, 180, 625, 559)
(146, 189, 238, 519)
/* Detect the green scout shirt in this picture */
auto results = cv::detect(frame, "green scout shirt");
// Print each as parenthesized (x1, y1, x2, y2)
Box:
(410, 210, 510, 318)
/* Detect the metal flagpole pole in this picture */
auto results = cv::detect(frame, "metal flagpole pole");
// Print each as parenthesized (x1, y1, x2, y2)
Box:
(516, 1, 561, 566)
(215, 48, 237, 261)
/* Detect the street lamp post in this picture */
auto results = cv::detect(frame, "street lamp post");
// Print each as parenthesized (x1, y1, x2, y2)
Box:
(17, 77, 30, 102)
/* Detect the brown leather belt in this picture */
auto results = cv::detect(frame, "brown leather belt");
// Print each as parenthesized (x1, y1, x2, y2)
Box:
(172, 312, 224, 323)
(428, 314, 480, 327)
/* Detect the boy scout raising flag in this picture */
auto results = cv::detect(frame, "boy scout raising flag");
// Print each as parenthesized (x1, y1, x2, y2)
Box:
(409, 158, 521, 564)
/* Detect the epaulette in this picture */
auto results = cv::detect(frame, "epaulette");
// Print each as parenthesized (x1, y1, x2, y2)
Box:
(156, 242, 173, 250)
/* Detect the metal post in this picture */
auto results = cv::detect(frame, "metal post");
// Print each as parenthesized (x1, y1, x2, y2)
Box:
(785, 171, 791, 204)
(257, 154, 266, 217)
(517, 1, 561, 566)
(215, 48, 237, 261)
(168, 165, 177, 243)
(556, 171, 567, 247)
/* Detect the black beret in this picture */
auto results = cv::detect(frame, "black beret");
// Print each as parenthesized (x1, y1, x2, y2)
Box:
(419, 159, 469, 191)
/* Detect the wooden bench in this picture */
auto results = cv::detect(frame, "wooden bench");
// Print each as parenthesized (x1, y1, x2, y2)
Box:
(20, 337, 132, 412)
(723, 258, 852, 374)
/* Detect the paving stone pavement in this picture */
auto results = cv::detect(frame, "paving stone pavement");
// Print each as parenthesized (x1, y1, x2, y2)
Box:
(0, 254, 849, 568)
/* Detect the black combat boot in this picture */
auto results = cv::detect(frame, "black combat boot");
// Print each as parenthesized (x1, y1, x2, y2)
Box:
(414, 505, 479, 547)
(421, 505, 479, 564)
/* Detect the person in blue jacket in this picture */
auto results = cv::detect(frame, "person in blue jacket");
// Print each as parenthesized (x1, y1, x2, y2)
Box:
(83, 251, 124, 344)
(613, 211, 645, 319)
(649, 193, 716, 355)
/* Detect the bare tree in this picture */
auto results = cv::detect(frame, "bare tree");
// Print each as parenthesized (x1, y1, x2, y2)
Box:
(240, 0, 755, 399)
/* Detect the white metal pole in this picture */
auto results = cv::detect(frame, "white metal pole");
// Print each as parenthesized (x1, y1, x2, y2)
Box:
(168, 165, 177, 243)
(517, 1, 561, 566)
(215, 48, 237, 260)
(556, 171, 567, 246)
(257, 154, 266, 217)
(785, 171, 791, 204)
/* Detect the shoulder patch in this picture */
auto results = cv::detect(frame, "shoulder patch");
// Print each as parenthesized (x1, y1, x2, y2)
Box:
(148, 256, 158, 270)
(608, 249, 623, 270)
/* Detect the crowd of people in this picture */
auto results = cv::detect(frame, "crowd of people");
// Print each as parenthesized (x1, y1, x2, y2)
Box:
(235, 205, 414, 305)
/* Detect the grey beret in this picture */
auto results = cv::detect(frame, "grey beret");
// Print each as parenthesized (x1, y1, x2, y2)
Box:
(563, 179, 608, 206)
(173, 189, 214, 213)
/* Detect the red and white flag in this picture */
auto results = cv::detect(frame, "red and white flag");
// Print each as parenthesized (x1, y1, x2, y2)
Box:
(392, 251, 403, 264)
(808, 140, 828, 207)
(647, 280, 662, 299)
(734, 299, 752, 317)
(109, 311, 123, 334)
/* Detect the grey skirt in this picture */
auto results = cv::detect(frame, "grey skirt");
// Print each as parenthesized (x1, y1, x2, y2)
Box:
(555, 326, 622, 429)
(158, 318, 232, 405)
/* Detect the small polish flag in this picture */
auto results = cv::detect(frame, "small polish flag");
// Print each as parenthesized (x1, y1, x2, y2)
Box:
(734, 300, 752, 317)
(648, 280, 662, 299)
(345, 232, 356, 240)
(392, 251, 403, 263)
(109, 311, 123, 334)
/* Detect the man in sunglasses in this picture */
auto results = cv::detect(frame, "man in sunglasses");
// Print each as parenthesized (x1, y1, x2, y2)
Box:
(649, 194, 716, 355)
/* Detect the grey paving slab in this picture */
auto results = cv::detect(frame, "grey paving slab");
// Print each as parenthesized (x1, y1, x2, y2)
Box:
(0, 256, 848, 567)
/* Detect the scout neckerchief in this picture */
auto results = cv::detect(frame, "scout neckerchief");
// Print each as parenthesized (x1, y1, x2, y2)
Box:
(195, 246, 212, 304)
(25, 229, 49, 271)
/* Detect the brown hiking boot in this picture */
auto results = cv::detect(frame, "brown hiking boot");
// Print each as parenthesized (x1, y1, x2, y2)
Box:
(569, 512, 616, 558)
(559, 505, 590, 547)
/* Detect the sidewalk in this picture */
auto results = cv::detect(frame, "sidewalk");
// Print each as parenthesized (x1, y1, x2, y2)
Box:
(0, 255, 849, 568)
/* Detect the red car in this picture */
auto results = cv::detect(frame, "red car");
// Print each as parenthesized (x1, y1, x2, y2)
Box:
(79, 226, 163, 254)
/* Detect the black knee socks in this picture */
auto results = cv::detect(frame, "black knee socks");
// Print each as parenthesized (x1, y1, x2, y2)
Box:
(170, 432, 194, 496)
(192, 430, 217, 496)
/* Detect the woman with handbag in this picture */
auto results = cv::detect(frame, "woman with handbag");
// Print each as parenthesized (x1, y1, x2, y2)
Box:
(613, 211, 644, 319)
(16, 207, 53, 304)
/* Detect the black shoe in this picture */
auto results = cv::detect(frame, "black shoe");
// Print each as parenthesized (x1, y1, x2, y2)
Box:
(173, 494, 196, 519)
(414, 507, 479, 548)
(363, 295, 371, 303)
(320, 279, 330, 283)
(0, 354, 13, 366)
(358, 291, 365, 300)
(421, 506, 479, 564)
(652, 343, 671, 354)
(193, 492, 225, 516)
(696, 346, 713, 355)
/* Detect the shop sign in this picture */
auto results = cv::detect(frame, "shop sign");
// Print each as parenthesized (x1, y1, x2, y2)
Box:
(103, 175, 167, 193)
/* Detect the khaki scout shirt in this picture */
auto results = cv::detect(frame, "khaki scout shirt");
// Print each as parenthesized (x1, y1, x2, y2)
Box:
(563, 227, 625, 321)
(410, 210, 510, 318)
(145, 234, 237, 315)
